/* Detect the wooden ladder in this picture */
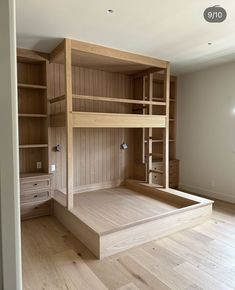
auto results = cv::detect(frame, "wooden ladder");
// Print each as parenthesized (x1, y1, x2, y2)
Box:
(142, 70, 169, 187)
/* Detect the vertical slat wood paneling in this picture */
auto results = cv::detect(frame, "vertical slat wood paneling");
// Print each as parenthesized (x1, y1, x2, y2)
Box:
(49, 64, 134, 191)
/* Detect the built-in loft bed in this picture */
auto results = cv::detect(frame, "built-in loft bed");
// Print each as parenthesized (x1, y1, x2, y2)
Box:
(48, 38, 213, 259)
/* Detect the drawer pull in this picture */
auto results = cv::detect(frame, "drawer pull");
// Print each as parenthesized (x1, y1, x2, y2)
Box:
(33, 183, 38, 186)
(34, 195, 38, 198)
(34, 206, 39, 210)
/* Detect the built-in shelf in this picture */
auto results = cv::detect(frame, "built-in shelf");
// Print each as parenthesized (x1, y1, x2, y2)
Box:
(18, 83, 47, 90)
(19, 144, 48, 149)
(169, 119, 175, 121)
(20, 172, 51, 179)
(170, 99, 175, 102)
(18, 114, 48, 118)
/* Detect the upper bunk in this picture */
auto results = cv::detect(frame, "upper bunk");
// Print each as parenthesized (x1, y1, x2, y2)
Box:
(49, 38, 170, 129)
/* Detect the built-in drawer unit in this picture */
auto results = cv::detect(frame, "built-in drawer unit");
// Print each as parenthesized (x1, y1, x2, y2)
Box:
(20, 190, 50, 204)
(20, 174, 52, 220)
(21, 200, 51, 220)
(152, 159, 179, 188)
(20, 178, 50, 192)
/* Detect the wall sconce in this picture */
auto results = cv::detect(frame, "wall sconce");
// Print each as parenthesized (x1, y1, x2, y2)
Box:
(120, 142, 128, 150)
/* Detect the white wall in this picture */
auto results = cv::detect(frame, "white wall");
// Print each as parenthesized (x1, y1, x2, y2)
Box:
(177, 62, 235, 203)
(0, 0, 22, 288)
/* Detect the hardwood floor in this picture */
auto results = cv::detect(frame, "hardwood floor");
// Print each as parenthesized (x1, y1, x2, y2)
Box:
(22, 200, 235, 290)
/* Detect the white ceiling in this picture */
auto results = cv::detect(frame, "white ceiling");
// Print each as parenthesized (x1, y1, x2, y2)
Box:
(16, 0, 235, 75)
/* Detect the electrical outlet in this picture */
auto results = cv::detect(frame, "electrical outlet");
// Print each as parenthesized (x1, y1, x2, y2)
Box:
(36, 161, 42, 169)
(50, 164, 56, 172)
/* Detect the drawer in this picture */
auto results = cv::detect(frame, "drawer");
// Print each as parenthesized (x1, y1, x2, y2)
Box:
(152, 163, 163, 172)
(21, 200, 51, 220)
(21, 178, 50, 192)
(21, 190, 50, 204)
(152, 173, 163, 184)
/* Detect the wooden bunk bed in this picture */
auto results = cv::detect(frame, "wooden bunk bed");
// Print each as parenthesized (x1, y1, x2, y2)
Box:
(47, 38, 213, 259)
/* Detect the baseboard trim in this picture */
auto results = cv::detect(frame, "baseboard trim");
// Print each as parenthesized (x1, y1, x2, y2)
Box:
(179, 183, 235, 204)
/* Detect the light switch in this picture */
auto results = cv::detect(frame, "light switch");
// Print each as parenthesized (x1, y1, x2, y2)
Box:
(50, 164, 56, 172)
(36, 161, 42, 169)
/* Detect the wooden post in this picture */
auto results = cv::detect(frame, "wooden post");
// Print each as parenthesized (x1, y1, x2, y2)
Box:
(163, 64, 170, 188)
(147, 73, 153, 184)
(142, 76, 146, 164)
(64, 39, 73, 209)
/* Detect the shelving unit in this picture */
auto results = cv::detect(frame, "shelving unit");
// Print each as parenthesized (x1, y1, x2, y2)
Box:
(47, 38, 212, 259)
(17, 49, 52, 220)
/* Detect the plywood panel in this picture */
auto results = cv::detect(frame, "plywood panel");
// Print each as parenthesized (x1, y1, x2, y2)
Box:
(49, 64, 134, 190)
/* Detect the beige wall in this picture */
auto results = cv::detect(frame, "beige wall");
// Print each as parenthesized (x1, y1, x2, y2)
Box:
(0, 0, 22, 288)
(177, 62, 235, 203)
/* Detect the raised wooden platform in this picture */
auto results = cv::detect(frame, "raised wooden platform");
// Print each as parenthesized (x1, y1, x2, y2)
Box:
(53, 180, 213, 259)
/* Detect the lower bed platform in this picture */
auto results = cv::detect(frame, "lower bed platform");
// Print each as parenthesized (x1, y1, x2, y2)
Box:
(53, 180, 213, 259)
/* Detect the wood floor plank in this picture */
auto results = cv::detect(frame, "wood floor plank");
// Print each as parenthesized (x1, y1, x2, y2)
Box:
(84, 257, 133, 290)
(142, 242, 184, 267)
(128, 248, 196, 290)
(117, 254, 170, 290)
(171, 231, 235, 267)
(52, 249, 108, 290)
(174, 262, 233, 290)
(116, 282, 140, 290)
(157, 236, 235, 288)
(194, 221, 235, 248)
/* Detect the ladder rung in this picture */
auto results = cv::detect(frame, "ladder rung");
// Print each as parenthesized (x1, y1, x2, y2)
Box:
(149, 169, 163, 174)
(149, 153, 159, 157)
(144, 139, 175, 143)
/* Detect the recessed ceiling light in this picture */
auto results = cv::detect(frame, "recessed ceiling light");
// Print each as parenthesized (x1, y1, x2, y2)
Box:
(107, 9, 114, 14)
